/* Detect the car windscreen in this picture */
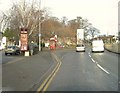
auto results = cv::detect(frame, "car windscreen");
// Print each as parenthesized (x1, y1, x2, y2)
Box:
(7, 46, 15, 49)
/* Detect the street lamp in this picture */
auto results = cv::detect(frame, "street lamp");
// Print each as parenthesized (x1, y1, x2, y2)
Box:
(38, 0, 41, 51)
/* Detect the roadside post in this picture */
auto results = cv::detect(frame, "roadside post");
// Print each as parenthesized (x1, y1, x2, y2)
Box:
(20, 28, 29, 56)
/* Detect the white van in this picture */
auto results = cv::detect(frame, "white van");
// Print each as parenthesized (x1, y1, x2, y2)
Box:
(92, 40, 104, 52)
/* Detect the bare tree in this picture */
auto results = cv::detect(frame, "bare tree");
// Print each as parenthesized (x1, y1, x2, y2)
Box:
(87, 25, 100, 39)
(2, 0, 50, 43)
(61, 16, 68, 26)
(11, 1, 40, 35)
(0, 13, 9, 32)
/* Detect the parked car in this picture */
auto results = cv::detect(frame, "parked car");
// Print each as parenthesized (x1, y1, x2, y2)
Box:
(76, 44, 85, 52)
(5, 45, 21, 55)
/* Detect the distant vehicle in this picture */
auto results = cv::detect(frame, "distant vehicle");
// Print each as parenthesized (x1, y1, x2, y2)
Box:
(45, 43, 49, 48)
(58, 44, 65, 48)
(92, 40, 104, 52)
(5, 46, 21, 55)
(50, 44, 55, 50)
(76, 44, 85, 52)
(49, 40, 56, 50)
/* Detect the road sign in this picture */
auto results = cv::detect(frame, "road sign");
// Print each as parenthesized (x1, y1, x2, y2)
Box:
(20, 28, 28, 51)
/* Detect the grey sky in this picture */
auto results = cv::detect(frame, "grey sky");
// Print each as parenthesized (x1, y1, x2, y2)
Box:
(0, 0, 119, 36)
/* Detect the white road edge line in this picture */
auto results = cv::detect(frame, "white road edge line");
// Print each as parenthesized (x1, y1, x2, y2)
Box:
(97, 64, 110, 74)
(91, 58, 95, 63)
(88, 51, 110, 75)
(89, 55, 91, 58)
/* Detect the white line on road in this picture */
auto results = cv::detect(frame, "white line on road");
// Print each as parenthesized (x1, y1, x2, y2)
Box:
(95, 61, 98, 64)
(88, 51, 110, 75)
(91, 58, 95, 63)
(97, 64, 110, 74)
(88, 52, 90, 55)
(89, 54, 91, 58)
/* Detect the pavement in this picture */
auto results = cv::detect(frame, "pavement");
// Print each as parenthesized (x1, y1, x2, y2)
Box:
(104, 43, 120, 54)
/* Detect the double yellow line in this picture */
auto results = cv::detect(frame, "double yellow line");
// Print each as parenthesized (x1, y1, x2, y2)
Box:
(36, 53, 61, 93)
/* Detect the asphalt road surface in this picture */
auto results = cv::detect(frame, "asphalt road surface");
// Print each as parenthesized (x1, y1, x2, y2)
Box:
(45, 48, 118, 91)
(2, 47, 119, 92)
(1, 51, 24, 64)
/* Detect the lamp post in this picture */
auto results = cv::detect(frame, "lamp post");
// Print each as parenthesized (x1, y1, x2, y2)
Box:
(38, 0, 41, 51)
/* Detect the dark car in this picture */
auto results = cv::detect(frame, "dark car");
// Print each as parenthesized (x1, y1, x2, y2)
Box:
(5, 46, 21, 55)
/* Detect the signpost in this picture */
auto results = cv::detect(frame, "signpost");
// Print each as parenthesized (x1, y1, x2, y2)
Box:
(20, 28, 28, 51)
(77, 29, 84, 44)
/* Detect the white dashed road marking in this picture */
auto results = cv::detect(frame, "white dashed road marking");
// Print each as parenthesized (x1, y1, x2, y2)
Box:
(89, 54, 91, 58)
(88, 52, 110, 74)
(91, 58, 95, 63)
(97, 64, 110, 74)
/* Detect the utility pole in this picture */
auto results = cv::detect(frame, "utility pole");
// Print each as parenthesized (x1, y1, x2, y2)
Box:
(38, 0, 41, 51)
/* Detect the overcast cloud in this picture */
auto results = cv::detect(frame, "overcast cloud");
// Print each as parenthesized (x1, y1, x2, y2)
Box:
(0, 0, 119, 35)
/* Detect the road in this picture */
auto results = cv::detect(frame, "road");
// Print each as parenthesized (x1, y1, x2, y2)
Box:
(2, 47, 119, 92)
(38, 48, 118, 91)
(1, 51, 25, 64)
(2, 50, 56, 91)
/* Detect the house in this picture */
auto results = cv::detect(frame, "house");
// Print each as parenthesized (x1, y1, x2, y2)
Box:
(0, 32, 6, 50)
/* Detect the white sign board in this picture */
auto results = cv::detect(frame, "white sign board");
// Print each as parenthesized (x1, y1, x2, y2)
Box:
(2, 37, 6, 44)
(77, 29, 84, 44)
